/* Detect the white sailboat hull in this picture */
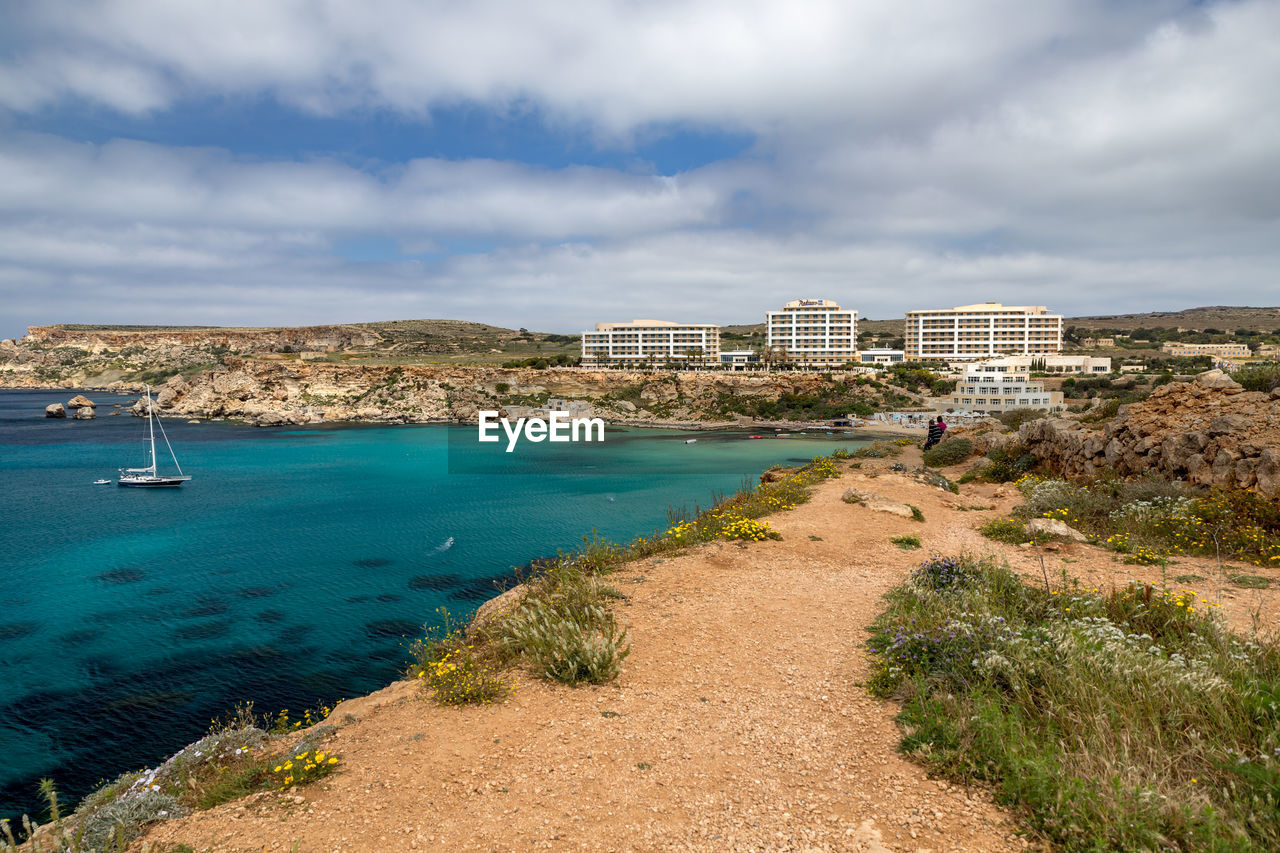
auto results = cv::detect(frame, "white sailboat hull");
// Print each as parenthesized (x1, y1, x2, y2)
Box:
(118, 474, 191, 488)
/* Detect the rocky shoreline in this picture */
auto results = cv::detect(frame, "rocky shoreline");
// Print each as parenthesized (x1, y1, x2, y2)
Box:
(11, 358, 917, 431)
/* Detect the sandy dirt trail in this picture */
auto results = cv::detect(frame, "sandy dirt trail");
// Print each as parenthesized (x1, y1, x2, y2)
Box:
(144, 448, 1278, 852)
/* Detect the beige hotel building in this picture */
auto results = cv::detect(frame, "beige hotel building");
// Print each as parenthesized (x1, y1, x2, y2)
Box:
(580, 320, 720, 366)
(765, 299, 858, 367)
(905, 302, 1063, 361)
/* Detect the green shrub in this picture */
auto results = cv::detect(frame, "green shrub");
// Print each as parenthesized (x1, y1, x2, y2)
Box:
(996, 408, 1045, 430)
(891, 534, 922, 550)
(868, 558, 1280, 851)
(1079, 396, 1122, 424)
(909, 505, 925, 522)
(850, 439, 903, 459)
(979, 517, 1028, 544)
(502, 601, 630, 685)
(1232, 363, 1280, 392)
(921, 437, 973, 467)
(980, 443, 1037, 482)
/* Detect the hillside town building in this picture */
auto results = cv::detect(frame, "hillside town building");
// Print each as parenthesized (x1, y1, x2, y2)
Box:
(905, 303, 1063, 361)
(765, 299, 858, 367)
(1160, 342, 1251, 358)
(948, 358, 1064, 413)
(580, 320, 720, 366)
(1017, 354, 1112, 374)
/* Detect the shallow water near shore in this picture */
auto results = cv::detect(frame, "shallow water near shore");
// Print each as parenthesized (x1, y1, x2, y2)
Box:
(0, 389, 877, 819)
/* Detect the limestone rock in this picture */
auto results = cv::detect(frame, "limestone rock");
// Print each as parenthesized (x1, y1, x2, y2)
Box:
(67, 394, 96, 408)
(616, 400, 637, 412)
(468, 584, 529, 638)
(1018, 376, 1280, 498)
(1194, 369, 1243, 392)
(1025, 518, 1088, 542)
(45, 402, 66, 418)
(841, 488, 915, 518)
(73, 406, 96, 420)
(253, 411, 290, 427)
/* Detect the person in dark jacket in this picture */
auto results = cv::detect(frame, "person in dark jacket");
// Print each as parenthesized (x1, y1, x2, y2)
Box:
(924, 417, 943, 450)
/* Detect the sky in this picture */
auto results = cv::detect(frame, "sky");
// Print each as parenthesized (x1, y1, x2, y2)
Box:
(1, 0, 1278, 340)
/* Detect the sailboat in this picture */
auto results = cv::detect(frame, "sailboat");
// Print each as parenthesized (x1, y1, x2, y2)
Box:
(118, 385, 191, 488)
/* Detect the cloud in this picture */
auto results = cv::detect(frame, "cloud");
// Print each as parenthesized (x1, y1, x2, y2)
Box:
(0, 0, 1190, 131)
(1, 0, 1278, 340)
(0, 133, 718, 240)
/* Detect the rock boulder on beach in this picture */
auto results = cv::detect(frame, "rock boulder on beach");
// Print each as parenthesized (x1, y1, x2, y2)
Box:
(45, 403, 66, 418)
(67, 394, 96, 408)
(73, 406, 96, 420)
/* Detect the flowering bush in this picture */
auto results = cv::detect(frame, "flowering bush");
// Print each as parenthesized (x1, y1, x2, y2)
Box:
(866, 553, 1280, 851)
(270, 749, 339, 791)
(910, 555, 982, 592)
(422, 646, 511, 705)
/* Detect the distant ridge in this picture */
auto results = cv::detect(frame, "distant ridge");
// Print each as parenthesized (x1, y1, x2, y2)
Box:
(36, 306, 1280, 341)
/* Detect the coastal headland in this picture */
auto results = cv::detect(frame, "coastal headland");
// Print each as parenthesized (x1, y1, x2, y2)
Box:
(133, 440, 1278, 852)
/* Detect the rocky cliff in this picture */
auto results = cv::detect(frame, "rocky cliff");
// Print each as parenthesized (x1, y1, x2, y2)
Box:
(1017, 370, 1280, 497)
(22, 324, 379, 352)
(1, 325, 373, 388)
(119, 359, 883, 427)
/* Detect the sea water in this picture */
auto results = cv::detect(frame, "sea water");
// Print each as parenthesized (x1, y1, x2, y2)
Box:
(0, 389, 872, 818)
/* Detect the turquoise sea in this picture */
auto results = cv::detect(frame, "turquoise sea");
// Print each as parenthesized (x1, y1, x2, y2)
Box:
(0, 389, 873, 819)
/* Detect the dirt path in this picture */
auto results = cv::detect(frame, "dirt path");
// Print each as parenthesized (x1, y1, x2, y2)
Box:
(143, 450, 1276, 852)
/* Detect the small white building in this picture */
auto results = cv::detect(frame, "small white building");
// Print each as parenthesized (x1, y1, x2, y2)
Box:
(859, 348, 905, 364)
(978, 354, 1111, 374)
(719, 350, 760, 371)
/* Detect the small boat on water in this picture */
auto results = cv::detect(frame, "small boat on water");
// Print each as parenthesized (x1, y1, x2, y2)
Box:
(118, 385, 191, 488)
(748, 435, 763, 439)
(93, 479, 111, 485)
(685, 438, 697, 444)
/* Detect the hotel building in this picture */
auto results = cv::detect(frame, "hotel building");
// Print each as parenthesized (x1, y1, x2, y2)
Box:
(1160, 342, 1250, 358)
(765, 299, 858, 368)
(580, 320, 720, 366)
(949, 359, 1064, 413)
(905, 303, 1063, 362)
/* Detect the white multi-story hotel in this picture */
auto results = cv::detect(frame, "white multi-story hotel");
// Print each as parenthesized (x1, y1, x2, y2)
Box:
(580, 320, 720, 366)
(905, 303, 1063, 361)
(765, 299, 858, 367)
(949, 359, 1064, 413)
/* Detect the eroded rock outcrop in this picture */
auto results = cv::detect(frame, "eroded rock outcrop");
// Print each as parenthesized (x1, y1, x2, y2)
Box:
(113, 359, 881, 429)
(1018, 370, 1280, 497)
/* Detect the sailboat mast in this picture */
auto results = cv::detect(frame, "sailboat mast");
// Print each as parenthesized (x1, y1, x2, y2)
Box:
(146, 384, 157, 474)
